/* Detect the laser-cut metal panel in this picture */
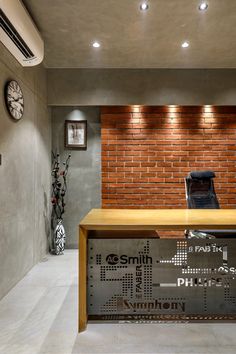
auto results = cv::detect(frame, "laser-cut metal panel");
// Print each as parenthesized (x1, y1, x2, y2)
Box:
(87, 239, 236, 321)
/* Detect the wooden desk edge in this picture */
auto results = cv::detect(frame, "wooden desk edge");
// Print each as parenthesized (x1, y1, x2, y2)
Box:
(80, 224, 236, 230)
(79, 225, 88, 332)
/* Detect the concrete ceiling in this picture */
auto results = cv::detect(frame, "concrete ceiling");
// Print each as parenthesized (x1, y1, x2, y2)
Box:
(23, 0, 236, 68)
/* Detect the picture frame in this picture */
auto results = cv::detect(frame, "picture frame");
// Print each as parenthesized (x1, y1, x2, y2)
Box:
(65, 120, 87, 149)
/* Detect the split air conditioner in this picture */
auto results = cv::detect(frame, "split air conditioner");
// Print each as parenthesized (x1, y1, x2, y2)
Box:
(0, 0, 44, 66)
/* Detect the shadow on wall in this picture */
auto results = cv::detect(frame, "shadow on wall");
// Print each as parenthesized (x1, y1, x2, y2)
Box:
(44, 190, 51, 250)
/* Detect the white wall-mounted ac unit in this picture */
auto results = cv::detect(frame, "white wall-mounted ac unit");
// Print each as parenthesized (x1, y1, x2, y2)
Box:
(0, 0, 44, 66)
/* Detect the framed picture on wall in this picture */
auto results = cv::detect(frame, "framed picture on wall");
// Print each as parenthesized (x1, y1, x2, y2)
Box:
(65, 120, 87, 149)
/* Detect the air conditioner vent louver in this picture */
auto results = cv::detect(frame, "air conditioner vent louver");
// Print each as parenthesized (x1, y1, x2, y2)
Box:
(0, 9, 35, 59)
(0, 0, 43, 67)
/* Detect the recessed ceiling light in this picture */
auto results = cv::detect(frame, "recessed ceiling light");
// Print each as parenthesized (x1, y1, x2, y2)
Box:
(92, 42, 100, 48)
(199, 2, 208, 11)
(140, 2, 149, 11)
(181, 41, 189, 48)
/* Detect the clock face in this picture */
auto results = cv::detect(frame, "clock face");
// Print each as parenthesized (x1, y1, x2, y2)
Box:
(5, 80, 24, 120)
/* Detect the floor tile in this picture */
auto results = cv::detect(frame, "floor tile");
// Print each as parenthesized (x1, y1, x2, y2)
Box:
(0, 250, 236, 354)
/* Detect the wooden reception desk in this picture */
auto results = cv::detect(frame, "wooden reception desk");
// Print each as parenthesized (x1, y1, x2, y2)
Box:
(79, 208, 236, 332)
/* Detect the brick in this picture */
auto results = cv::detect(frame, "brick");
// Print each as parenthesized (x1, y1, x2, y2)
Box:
(101, 144, 116, 151)
(148, 178, 165, 182)
(118, 156, 133, 162)
(141, 173, 157, 178)
(117, 167, 133, 172)
(141, 162, 157, 167)
(132, 167, 149, 172)
(125, 162, 140, 167)
(102, 178, 117, 183)
(125, 151, 141, 156)
(125, 173, 141, 178)
(133, 156, 150, 161)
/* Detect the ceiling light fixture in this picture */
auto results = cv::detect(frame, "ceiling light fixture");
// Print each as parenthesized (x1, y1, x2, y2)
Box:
(92, 42, 100, 48)
(140, 2, 149, 11)
(199, 2, 208, 11)
(181, 41, 189, 48)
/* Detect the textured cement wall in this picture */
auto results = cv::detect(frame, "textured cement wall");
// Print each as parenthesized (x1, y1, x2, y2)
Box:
(51, 107, 101, 248)
(47, 69, 236, 106)
(0, 43, 51, 300)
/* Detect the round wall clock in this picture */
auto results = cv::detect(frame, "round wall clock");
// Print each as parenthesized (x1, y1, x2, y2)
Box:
(5, 80, 24, 120)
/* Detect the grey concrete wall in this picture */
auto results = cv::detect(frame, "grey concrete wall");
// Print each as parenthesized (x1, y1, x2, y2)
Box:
(47, 69, 236, 106)
(0, 43, 51, 300)
(51, 107, 101, 248)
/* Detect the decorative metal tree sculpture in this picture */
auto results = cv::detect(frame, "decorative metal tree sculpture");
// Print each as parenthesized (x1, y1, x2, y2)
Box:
(51, 152, 71, 255)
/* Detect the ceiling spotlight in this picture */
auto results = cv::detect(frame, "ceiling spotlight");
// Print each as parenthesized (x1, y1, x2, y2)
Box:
(199, 2, 208, 11)
(92, 42, 100, 48)
(181, 41, 189, 48)
(140, 2, 149, 11)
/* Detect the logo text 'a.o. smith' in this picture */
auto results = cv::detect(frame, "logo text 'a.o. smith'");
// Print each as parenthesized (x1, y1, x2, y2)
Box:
(106, 254, 152, 265)
(106, 254, 119, 265)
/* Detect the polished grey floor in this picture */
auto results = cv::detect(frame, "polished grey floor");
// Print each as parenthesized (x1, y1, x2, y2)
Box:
(0, 250, 236, 354)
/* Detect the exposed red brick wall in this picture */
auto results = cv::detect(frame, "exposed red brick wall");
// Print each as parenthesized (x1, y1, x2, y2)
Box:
(101, 106, 236, 211)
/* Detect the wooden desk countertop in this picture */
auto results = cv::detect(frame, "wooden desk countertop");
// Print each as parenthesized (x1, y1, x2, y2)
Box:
(80, 208, 236, 230)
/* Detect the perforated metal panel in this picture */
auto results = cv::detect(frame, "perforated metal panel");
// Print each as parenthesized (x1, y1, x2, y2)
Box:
(88, 239, 236, 322)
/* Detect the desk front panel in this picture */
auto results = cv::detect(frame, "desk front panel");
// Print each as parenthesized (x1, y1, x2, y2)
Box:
(87, 238, 236, 322)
